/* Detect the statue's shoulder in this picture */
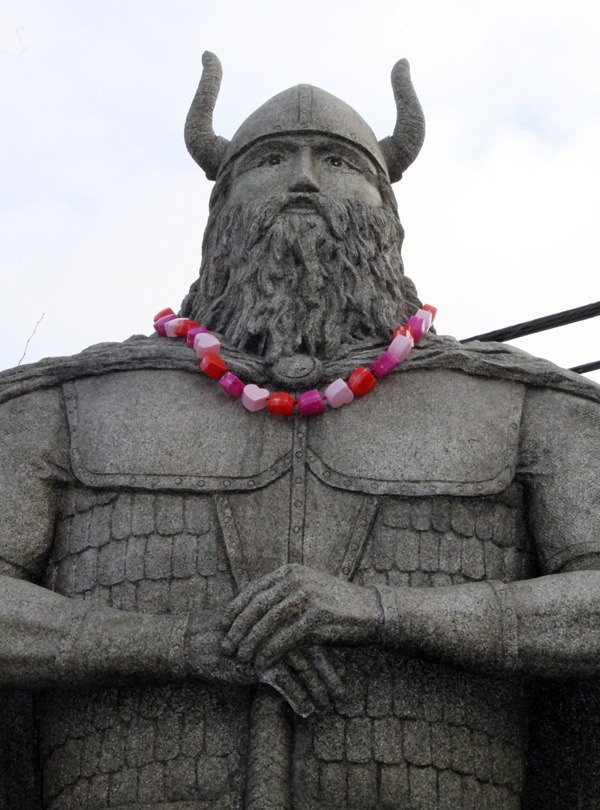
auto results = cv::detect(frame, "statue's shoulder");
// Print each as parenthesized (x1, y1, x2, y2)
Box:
(404, 333, 600, 405)
(0, 335, 198, 407)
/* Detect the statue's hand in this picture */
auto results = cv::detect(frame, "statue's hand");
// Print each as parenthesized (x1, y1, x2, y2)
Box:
(185, 605, 343, 716)
(259, 645, 344, 717)
(220, 563, 382, 670)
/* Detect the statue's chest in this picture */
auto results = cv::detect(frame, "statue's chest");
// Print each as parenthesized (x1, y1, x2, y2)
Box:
(48, 368, 531, 610)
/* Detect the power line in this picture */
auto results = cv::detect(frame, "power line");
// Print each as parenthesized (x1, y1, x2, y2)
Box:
(570, 360, 600, 374)
(460, 301, 600, 375)
(460, 301, 600, 343)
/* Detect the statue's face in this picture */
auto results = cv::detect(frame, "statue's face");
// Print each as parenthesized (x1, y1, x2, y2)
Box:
(226, 133, 383, 209)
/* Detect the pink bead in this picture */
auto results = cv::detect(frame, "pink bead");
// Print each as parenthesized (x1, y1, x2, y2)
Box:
(407, 315, 427, 343)
(388, 332, 414, 362)
(370, 351, 400, 378)
(219, 372, 245, 398)
(153, 313, 177, 336)
(324, 379, 354, 409)
(194, 332, 221, 357)
(164, 317, 188, 338)
(415, 308, 433, 333)
(242, 384, 270, 412)
(297, 389, 325, 416)
(186, 325, 208, 348)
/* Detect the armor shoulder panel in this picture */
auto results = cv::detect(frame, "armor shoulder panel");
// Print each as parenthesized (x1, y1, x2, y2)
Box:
(65, 370, 292, 491)
(308, 369, 524, 496)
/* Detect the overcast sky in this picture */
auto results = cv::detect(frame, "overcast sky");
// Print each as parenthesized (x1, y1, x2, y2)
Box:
(2, 0, 599, 382)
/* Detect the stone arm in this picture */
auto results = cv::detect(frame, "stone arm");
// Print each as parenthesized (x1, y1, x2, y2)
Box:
(0, 387, 339, 714)
(221, 386, 600, 680)
(0, 388, 239, 690)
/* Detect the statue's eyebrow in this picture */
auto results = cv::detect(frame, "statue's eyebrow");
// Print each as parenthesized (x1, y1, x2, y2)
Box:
(236, 139, 296, 168)
(314, 141, 378, 176)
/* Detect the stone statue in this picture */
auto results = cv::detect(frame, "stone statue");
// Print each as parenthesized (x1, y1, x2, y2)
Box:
(1, 51, 599, 809)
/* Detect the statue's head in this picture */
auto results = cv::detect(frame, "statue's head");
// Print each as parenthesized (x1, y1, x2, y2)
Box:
(180, 53, 426, 368)
(184, 52, 425, 187)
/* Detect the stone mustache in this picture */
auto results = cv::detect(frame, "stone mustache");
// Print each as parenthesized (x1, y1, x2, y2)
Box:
(0, 51, 599, 810)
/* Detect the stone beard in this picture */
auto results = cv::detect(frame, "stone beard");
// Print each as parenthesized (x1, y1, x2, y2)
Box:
(180, 173, 423, 364)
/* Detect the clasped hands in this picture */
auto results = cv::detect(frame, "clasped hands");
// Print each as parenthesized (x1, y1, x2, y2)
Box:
(219, 563, 383, 716)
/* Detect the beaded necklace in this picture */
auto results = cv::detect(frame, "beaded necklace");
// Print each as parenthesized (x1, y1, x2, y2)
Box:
(153, 304, 436, 416)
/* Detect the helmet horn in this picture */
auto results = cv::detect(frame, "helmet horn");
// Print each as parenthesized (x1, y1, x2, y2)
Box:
(184, 51, 230, 180)
(378, 59, 425, 182)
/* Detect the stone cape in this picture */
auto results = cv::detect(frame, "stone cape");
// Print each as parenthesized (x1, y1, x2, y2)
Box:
(1, 331, 600, 406)
(1, 334, 600, 810)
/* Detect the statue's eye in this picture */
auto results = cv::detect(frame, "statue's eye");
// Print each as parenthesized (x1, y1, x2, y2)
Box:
(266, 154, 283, 166)
(328, 156, 343, 167)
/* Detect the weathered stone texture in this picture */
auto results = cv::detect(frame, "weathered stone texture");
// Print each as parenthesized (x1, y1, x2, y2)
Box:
(293, 649, 527, 808)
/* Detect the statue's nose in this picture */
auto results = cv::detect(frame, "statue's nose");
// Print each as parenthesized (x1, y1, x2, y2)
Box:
(288, 151, 319, 193)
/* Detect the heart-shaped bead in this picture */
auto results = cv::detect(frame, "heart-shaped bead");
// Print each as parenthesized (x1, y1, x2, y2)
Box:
(242, 384, 270, 412)
(415, 308, 433, 332)
(388, 333, 413, 362)
(194, 332, 221, 357)
(324, 379, 354, 409)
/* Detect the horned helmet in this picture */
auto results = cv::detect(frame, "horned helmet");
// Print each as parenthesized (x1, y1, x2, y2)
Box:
(184, 52, 425, 184)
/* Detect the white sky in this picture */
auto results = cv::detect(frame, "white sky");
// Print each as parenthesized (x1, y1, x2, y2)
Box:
(2, 0, 599, 383)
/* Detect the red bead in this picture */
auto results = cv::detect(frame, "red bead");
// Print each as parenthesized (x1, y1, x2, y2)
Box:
(422, 304, 437, 322)
(200, 352, 228, 379)
(154, 307, 175, 322)
(347, 367, 377, 397)
(173, 318, 199, 337)
(392, 325, 412, 341)
(267, 392, 296, 416)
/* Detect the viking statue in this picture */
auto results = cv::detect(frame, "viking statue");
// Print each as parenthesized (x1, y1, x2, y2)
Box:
(1, 52, 599, 809)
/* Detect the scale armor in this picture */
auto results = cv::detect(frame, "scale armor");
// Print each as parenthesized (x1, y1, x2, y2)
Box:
(38, 470, 532, 807)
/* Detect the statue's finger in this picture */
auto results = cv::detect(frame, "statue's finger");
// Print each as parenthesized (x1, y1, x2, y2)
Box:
(261, 664, 315, 717)
(310, 646, 345, 702)
(236, 591, 307, 662)
(254, 613, 316, 670)
(219, 566, 291, 629)
(286, 651, 332, 712)
(221, 581, 289, 654)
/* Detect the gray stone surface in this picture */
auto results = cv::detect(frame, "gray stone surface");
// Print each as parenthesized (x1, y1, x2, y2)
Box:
(1, 52, 600, 809)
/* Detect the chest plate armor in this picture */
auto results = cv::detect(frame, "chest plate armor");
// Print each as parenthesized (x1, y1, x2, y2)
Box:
(39, 368, 530, 809)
